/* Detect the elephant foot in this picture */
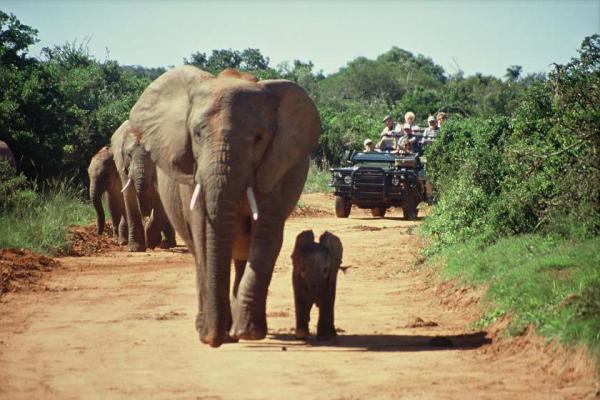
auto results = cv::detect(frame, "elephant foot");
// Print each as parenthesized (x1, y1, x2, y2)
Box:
(145, 231, 162, 250)
(295, 328, 309, 340)
(127, 242, 145, 252)
(159, 238, 176, 249)
(230, 314, 267, 341)
(316, 327, 337, 341)
(118, 237, 128, 246)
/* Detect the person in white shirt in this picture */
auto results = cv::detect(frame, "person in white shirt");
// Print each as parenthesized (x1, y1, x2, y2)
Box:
(404, 111, 422, 133)
(380, 115, 398, 137)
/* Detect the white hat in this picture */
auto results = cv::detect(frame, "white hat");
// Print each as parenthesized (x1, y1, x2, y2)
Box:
(364, 139, 373, 145)
(427, 115, 435, 122)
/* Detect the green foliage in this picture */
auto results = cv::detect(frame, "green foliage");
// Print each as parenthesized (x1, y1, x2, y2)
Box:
(303, 161, 330, 194)
(423, 35, 600, 250)
(421, 35, 600, 360)
(1, 36, 149, 183)
(429, 235, 600, 358)
(0, 165, 94, 254)
(0, 11, 38, 67)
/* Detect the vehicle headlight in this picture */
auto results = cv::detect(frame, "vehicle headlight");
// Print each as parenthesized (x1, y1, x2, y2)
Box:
(343, 175, 352, 184)
(391, 176, 400, 186)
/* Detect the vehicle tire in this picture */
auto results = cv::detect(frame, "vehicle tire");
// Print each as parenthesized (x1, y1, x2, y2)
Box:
(402, 187, 422, 220)
(335, 196, 351, 218)
(402, 205, 419, 220)
(371, 207, 386, 218)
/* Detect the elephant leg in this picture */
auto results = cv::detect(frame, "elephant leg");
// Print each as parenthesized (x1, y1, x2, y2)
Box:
(144, 211, 162, 249)
(90, 182, 105, 235)
(233, 259, 246, 298)
(155, 201, 176, 248)
(118, 216, 128, 245)
(123, 181, 145, 252)
(316, 279, 338, 341)
(106, 187, 124, 241)
(231, 215, 284, 341)
(293, 279, 312, 340)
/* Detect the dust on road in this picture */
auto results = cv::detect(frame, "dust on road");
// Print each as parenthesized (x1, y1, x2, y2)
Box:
(0, 194, 597, 399)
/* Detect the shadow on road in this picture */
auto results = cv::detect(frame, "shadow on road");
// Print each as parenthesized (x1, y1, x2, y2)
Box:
(246, 331, 491, 352)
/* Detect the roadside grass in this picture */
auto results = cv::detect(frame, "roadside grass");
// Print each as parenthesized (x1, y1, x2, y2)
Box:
(303, 162, 331, 194)
(427, 234, 600, 361)
(0, 178, 94, 255)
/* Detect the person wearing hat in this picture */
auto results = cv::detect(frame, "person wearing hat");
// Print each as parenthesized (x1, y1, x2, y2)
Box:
(380, 115, 398, 137)
(363, 138, 375, 152)
(396, 123, 417, 154)
(423, 115, 440, 138)
(418, 115, 440, 152)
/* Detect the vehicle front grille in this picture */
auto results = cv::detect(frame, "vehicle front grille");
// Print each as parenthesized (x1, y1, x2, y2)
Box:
(353, 168, 385, 196)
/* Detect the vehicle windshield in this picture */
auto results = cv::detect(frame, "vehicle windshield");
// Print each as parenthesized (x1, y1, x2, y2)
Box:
(349, 151, 417, 168)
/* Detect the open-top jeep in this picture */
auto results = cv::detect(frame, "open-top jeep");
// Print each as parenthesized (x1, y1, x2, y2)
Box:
(330, 150, 433, 219)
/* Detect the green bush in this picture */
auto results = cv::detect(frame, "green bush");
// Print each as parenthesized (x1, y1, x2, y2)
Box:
(430, 235, 600, 359)
(0, 165, 94, 254)
(303, 161, 331, 194)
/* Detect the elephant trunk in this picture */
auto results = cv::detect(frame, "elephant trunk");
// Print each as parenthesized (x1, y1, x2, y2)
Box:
(201, 164, 242, 348)
(90, 183, 105, 235)
(131, 156, 153, 217)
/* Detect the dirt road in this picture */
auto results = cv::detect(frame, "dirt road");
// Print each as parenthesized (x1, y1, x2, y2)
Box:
(0, 194, 597, 399)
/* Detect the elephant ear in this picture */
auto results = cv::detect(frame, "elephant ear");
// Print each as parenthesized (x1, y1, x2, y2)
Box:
(129, 65, 214, 186)
(256, 80, 321, 194)
(319, 231, 343, 278)
(110, 120, 130, 174)
(292, 230, 315, 272)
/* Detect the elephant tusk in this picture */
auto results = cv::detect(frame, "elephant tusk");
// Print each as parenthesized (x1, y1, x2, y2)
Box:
(121, 178, 132, 193)
(190, 183, 201, 211)
(246, 187, 258, 221)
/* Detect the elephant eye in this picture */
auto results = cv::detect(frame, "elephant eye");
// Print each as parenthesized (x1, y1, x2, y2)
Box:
(254, 133, 263, 144)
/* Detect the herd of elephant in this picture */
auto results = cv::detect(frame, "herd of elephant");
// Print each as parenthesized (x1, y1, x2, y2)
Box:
(88, 121, 176, 252)
(82, 66, 342, 347)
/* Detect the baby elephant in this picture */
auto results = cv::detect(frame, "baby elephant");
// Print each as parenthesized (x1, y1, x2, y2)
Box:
(292, 230, 343, 341)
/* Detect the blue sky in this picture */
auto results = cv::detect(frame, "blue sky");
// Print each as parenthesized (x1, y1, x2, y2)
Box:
(2, 0, 599, 77)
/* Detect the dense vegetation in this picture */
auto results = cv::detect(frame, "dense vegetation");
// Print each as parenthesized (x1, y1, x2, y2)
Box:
(1, 12, 598, 357)
(1, 11, 545, 183)
(422, 35, 600, 359)
(0, 160, 93, 254)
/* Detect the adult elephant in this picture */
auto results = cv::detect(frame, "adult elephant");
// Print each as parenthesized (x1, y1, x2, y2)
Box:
(0, 140, 16, 170)
(128, 66, 321, 347)
(111, 121, 176, 252)
(87, 146, 127, 243)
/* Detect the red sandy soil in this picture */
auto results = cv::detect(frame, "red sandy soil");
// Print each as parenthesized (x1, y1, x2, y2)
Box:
(0, 193, 597, 399)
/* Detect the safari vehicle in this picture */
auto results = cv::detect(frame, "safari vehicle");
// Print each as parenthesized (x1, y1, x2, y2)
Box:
(330, 150, 434, 219)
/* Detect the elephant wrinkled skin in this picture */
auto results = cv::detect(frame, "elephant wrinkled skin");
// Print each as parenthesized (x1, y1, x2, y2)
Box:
(87, 146, 127, 243)
(111, 121, 176, 252)
(292, 230, 343, 341)
(129, 66, 321, 347)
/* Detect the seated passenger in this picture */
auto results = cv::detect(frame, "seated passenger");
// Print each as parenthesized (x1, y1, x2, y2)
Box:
(363, 138, 376, 152)
(436, 112, 447, 127)
(423, 115, 440, 140)
(404, 111, 422, 133)
(380, 115, 398, 137)
(376, 137, 396, 152)
(396, 123, 417, 154)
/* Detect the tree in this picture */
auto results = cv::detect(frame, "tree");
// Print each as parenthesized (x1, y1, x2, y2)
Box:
(184, 48, 272, 74)
(0, 11, 38, 67)
(504, 65, 522, 82)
